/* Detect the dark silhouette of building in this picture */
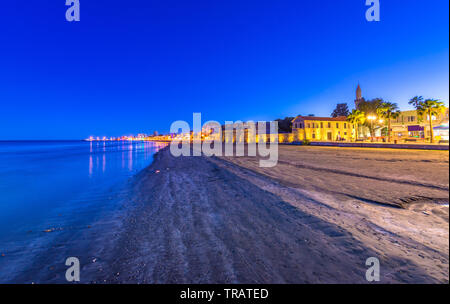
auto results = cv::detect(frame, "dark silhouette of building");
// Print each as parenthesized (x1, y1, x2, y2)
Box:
(355, 83, 363, 109)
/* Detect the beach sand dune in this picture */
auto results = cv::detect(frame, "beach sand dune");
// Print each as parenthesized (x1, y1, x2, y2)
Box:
(89, 146, 448, 283)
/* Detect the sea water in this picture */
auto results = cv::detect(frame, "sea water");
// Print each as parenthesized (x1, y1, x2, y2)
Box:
(0, 140, 166, 282)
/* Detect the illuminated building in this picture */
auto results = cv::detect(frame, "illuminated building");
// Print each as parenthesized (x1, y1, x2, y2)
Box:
(291, 116, 355, 141)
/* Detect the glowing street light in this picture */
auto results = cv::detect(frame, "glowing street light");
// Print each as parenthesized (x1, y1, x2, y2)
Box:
(367, 115, 377, 142)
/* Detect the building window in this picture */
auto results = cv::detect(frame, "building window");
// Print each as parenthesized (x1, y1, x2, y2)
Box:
(328, 122, 331, 128)
(320, 122, 323, 128)
(299, 123, 303, 128)
(344, 123, 347, 128)
(312, 133, 316, 139)
(306, 123, 310, 128)
(336, 123, 339, 128)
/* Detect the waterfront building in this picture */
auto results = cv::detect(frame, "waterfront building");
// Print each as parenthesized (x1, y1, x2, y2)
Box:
(291, 116, 354, 141)
(389, 108, 449, 142)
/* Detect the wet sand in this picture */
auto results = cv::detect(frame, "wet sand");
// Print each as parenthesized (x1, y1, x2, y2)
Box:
(6, 145, 449, 283)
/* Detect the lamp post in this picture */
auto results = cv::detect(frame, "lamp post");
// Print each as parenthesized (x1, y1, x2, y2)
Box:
(378, 119, 385, 142)
(367, 115, 377, 142)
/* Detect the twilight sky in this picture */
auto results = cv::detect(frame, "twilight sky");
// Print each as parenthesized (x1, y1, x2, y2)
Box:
(0, 0, 448, 139)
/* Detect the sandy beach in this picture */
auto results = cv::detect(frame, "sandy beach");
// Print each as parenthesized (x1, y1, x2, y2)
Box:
(7, 145, 448, 284)
(82, 145, 448, 283)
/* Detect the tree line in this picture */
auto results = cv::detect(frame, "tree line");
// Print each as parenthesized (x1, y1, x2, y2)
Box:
(345, 97, 446, 143)
(273, 97, 446, 143)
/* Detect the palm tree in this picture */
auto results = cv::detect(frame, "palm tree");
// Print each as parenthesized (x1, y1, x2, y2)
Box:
(377, 102, 400, 142)
(347, 109, 366, 141)
(358, 98, 384, 139)
(408, 96, 424, 108)
(414, 99, 446, 143)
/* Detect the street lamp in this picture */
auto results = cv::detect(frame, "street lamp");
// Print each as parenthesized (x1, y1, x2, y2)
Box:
(367, 115, 377, 142)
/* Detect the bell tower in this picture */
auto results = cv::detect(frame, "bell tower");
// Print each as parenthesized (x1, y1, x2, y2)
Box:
(355, 84, 363, 109)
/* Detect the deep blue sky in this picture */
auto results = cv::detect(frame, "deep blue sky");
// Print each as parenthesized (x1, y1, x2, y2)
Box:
(0, 0, 448, 139)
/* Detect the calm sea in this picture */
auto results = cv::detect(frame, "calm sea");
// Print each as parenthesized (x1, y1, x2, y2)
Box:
(0, 140, 167, 282)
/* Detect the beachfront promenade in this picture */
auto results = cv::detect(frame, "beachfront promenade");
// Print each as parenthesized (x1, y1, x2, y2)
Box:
(286, 141, 449, 150)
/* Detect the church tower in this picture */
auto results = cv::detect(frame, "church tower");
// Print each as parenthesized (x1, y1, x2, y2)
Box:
(355, 84, 363, 109)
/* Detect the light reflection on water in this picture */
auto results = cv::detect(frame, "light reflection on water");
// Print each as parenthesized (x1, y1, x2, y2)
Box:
(86, 141, 168, 178)
(0, 140, 167, 251)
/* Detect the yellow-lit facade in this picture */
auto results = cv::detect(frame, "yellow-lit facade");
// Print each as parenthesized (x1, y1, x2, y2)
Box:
(291, 116, 355, 141)
(389, 108, 449, 141)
